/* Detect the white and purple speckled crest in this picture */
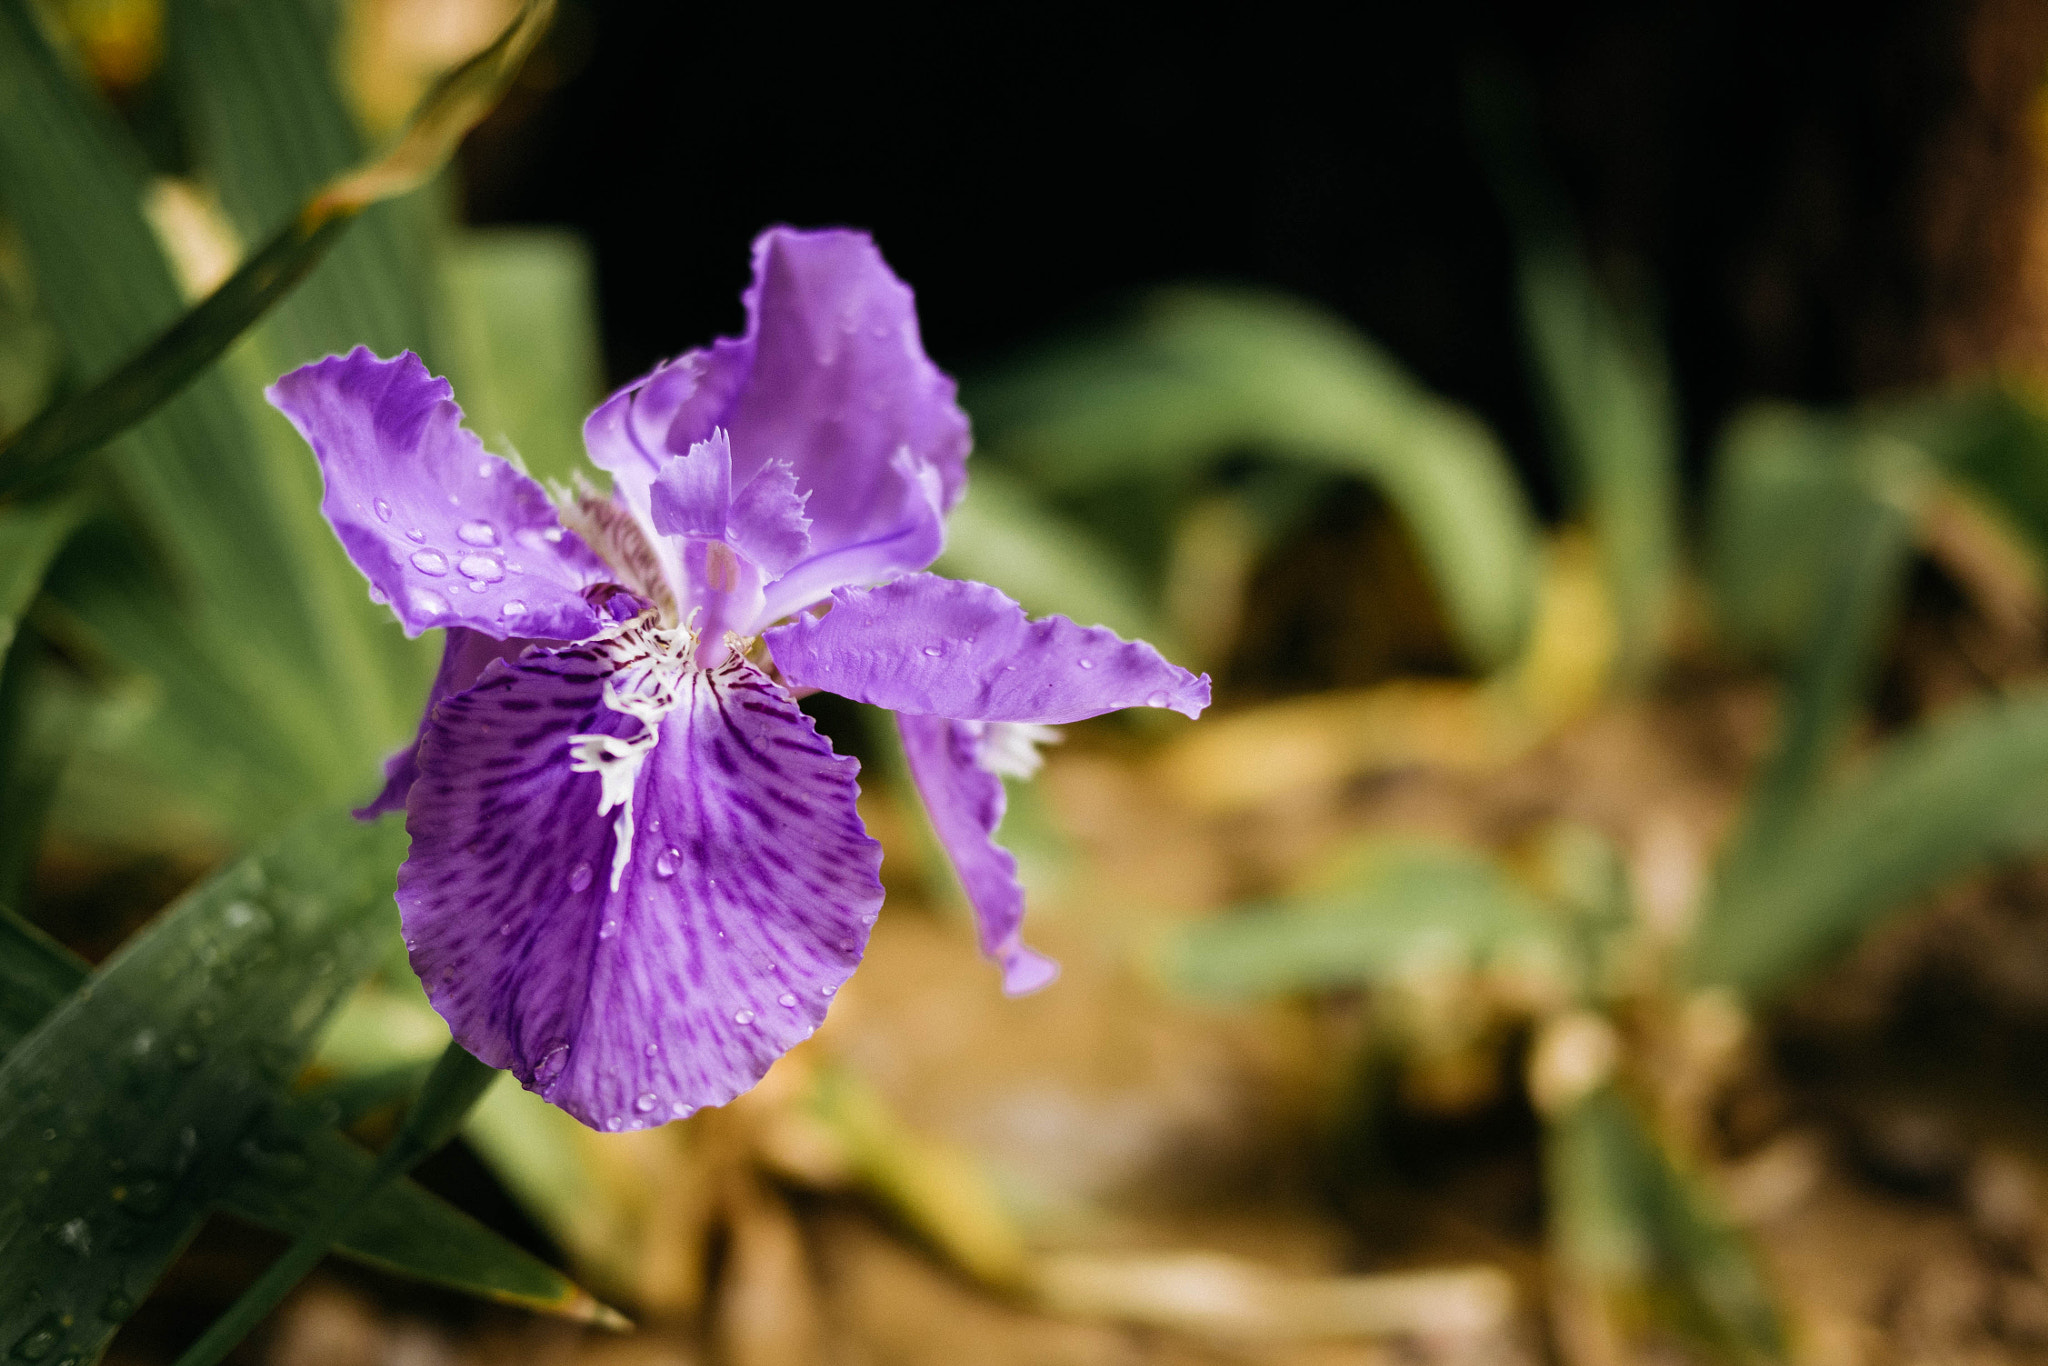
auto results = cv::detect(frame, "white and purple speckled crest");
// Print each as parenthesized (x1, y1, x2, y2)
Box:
(268, 348, 609, 640)
(399, 631, 881, 1129)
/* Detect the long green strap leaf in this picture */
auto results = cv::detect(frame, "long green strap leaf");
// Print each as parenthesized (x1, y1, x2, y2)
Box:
(0, 828, 611, 1331)
(1691, 686, 2048, 997)
(0, 0, 554, 498)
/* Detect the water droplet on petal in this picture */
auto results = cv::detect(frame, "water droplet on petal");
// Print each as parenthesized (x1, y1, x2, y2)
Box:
(671, 1101, 691, 1117)
(604, 1116, 622, 1131)
(12, 1315, 62, 1362)
(410, 588, 448, 617)
(499, 920, 515, 936)
(501, 600, 526, 618)
(477, 460, 496, 478)
(410, 549, 449, 576)
(923, 646, 942, 657)
(372, 498, 392, 522)
(457, 519, 499, 547)
(820, 984, 838, 997)
(569, 862, 593, 892)
(457, 553, 503, 583)
(733, 1009, 755, 1025)
(645, 1043, 658, 1057)
(778, 992, 798, 1008)
(406, 527, 426, 542)
(654, 847, 678, 878)
(543, 526, 564, 542)
(635, 1092, 657, 1113)
(1078, 659, 1094, 669)
(534, 1042, 570, 1086)
(598, 918, 619, 940)
(1147, 691, 1170, 707)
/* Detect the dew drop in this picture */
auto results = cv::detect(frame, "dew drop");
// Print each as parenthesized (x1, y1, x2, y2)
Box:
(409, 548, 449, 576)
(99, 1291, 134, 1321)
(410, 588, 448, 618)
(1078, 659, 1094, 669)
(568, 862, 593, 892)
(543, 526, 564, 542)
(457, 553, 504, 583)
(604, 1116, 622, 1131)
(477, 460, 496, 478)
(634, 1092, 657, 1113)
(598, 918, 620, 940)
(11, 1315, 61, 1362)
(372, 498, 393, 522)
(820, 983, 838, 997)
(671, 1101, 691, 1117)
(1147, 691, 1171, 707)
(406, 527, 426, 542)
(923, 646, 942, 656)
(778, 992, 798, 1008)
(501, 600, 527, 618)
(645, 1043, 658, 1057)
(534, 1042, 570, 1085)
(499, 920, 515, 936)
(654, 847, 678, 878)
(733, 1009, 755, 1025)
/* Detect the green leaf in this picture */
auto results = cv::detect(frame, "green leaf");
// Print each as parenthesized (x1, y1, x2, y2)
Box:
(0, 0, 555, 494)
(0, 810, 404, 1362)
(934, 464, 1173, 652)
(0, 906, 83, 1056)
(442, 228, 604, 489)
(1515, 241, 1680, 681)
(1165, 838, 1563, 998)
(0, 491, 86, 667)
(971, 289, 1542, 669)
(1692, 685, 2048, 998)
(1879, 385, 2048, 560)
(220, 1119, 615, 1322)
(1546, 1088, 1784, 1362)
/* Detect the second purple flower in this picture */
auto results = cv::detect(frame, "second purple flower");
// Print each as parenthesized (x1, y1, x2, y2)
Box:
(268, 227, 1210, 1131)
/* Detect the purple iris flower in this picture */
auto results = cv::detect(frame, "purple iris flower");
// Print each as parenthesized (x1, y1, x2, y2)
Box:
(267, 228, 1209, 1131)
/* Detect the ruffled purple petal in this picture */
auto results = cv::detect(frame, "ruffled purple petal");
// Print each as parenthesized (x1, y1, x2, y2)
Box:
(399, 638, 883, 1131)
(649, 430, 733, 540)
(582, 227, 967, 616)
(354, 627, 531, 818)
(728, 462, 812, 578)
(766, 574, 1212, 723)
(268, 348, 608, 640)
(897, 713, 1058, 996)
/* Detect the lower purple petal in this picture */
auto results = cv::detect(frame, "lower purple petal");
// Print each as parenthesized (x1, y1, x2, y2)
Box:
(767, 574, 1211, 723)
(354, 627, 531, 818)
(896, 713, 1059, 996)
(400, 637, 883, 1131)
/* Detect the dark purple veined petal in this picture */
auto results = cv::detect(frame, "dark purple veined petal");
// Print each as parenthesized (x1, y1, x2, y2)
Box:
(766, 574, 1212, 724)
(399, 636, 883, 1131)
(583, 227, 967, 614)
(268, 348, 609, 640)
(896, 713, 1059, 996)
(354, 627, 533, 818)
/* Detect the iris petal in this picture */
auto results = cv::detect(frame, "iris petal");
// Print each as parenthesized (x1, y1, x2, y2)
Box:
(400, 637, 882, 1130)
(896, 713, 1059, 996)
(767, 574, 1212, 723)
(268, 348, 609, 640)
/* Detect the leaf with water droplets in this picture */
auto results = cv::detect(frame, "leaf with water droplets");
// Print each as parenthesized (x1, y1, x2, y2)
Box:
(0, 812, 402, 1361)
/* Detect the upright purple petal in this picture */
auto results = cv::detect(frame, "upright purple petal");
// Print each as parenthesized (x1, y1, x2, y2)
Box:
(400, 636, 883, 1131)
(583, 228, 968, 615)
(728, 462, 812, 578)
(354, 627, 531, 818)
(268, 348, 608, 640)
(767, 574, 1211, 723)
(649, 431, 733, 540)
(897, 713, 1059, 996)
